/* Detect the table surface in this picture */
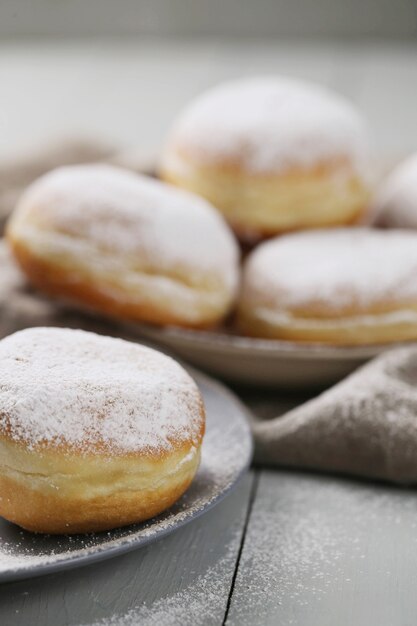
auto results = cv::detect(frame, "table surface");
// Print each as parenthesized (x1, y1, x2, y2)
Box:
(1, 39, 417, 626)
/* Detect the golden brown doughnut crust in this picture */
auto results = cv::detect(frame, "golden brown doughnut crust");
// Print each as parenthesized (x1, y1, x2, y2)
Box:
(162, 156, 371, 241)
(0, 438, 202, 534)
(237, 304, 417, 345)
(9, 239, 216, 329)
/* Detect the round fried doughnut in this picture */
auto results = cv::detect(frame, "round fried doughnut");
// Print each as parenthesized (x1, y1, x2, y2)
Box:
(238, 228, 417, 345)
(160, 76, 372, 240)
(0, 327, 205, 534)
(6, 164, 239, 329)
(374, 153, 417, 229)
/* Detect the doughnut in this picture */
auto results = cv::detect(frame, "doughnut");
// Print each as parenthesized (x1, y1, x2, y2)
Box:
(160, 76, 372, 240)
(0, 327, 205, 534)
(237, 228, 417, 345)
(373, 154, 417, 229)
(6, 164, 239, 329)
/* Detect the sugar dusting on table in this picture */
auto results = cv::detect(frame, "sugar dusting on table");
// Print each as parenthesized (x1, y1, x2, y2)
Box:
(225, 473, 417, 625)
(87, 534, 242, 626)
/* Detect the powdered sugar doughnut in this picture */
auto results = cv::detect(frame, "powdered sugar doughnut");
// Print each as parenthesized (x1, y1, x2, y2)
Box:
(7, 164, 239, 329)
(374, 154, 417, 229)
(238, 228, 417, 345)
(161, 76, 372, 240)
(0, 327, 205, 533)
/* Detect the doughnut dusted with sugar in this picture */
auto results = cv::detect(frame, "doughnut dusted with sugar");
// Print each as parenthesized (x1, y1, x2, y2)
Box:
(160, 76, 372, 239)
(374, 153, 417, 229)
(0, 327, 205, 534)
(6, 164, 239, 329)
(238, 228, 417, 345)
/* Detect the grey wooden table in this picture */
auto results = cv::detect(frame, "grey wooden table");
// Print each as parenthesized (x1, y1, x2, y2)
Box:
(1, 39, 417, 625)
(1, 388, 417, 626)
(1, 473, 416, 626)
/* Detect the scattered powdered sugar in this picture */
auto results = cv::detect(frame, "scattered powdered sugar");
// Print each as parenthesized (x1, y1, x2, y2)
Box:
(227, 473, 417, 625)
(374, 152, 417, 229)
(86, 528, 243, 626)
(231, 479, 344, 618)
(14, 164, 239, 290)
(0, 327, 204, 454)
(164, 76, 370, 176)
(241, 228, 417, 313)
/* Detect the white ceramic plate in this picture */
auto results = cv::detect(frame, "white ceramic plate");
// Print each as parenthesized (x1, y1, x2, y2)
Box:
(133, 323, 414, 389)
(0, 369, 252, 583)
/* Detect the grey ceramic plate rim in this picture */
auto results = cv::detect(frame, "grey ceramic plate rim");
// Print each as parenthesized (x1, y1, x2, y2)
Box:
(133, 322, 414, 360)
(0, 369, 253, 584)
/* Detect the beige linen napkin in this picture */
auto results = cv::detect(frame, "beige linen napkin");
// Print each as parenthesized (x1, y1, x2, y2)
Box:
(253, 347, 417, 484)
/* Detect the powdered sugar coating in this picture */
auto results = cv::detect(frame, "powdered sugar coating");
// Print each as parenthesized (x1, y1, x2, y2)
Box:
(164, 76, 370, 176)
(0, 327, 204, 455)
(374, 153, 417, 228)
(241, 228, 417, 313)
(13, 164, 239, 290)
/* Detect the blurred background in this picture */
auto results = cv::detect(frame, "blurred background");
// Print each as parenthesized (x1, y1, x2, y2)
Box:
(0, 0, 416, 160)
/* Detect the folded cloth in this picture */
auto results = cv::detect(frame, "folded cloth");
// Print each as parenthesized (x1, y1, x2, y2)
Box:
(253, 346, 417, 484)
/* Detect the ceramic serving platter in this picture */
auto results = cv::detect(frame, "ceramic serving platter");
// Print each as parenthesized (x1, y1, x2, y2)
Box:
(0, 369, 252, 583)
(134, 323, 412, 389)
